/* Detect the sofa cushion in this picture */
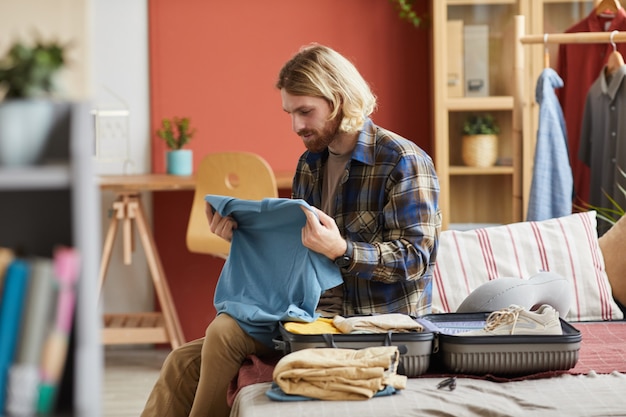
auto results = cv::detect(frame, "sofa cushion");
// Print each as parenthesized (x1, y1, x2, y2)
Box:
(598, 214, 626, 308)
(432, 211, 624, 322)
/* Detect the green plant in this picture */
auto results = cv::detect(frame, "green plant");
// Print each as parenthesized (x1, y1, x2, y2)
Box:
(463, 114, 500, 136)
(156, 117, 196, 150)
(388, 0, 426, 28)
(576, 165, 626, 227)
(0, 39, 67, 99)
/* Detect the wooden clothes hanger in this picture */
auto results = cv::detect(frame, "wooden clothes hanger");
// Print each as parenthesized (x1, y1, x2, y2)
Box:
(595, 1, 625, 75)
(543, 34, 551, 68)
(606, 30, 625, 75)
(595, 0, 622, 15)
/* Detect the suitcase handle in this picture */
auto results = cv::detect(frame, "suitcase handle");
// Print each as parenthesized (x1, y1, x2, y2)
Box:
(272, 337, 290, 354)
(321, 333, 338, 348)
(321, 332, 408, 354)
(384, 331, 408, 354)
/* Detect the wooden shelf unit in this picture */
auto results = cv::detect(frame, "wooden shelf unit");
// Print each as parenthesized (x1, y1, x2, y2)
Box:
(432, 0, 528, 229)
(0, 102, 102, 416)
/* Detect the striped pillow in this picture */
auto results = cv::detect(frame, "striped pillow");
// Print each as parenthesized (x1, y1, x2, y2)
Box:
(432, 211, 623, 322)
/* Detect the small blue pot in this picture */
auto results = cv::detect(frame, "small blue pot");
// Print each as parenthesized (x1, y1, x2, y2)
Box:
(167, 149, 193, 176)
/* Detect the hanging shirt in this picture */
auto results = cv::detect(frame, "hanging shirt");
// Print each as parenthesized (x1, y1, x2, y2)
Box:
(206, 195, 344, 348)
(527, 68, 573, 221)
(556, 8, 626, 204)
(578, 65, 626, 236)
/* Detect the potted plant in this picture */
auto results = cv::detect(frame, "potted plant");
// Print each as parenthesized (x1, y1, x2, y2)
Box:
(0, 38, 67, 166)
(156, 116, 196, 176)
(461, 114, 500, 167)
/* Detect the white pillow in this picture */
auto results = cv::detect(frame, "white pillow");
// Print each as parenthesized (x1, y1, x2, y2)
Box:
(432, 211, 624, 322)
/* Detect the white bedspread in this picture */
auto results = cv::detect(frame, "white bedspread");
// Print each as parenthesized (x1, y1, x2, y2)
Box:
(230, 372, 626, 417)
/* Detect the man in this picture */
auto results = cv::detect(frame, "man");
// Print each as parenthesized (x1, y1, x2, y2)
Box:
(141, 43, 440, 417)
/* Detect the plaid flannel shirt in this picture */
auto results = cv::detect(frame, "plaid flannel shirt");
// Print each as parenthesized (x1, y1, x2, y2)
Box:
(291, 119, 441, 317)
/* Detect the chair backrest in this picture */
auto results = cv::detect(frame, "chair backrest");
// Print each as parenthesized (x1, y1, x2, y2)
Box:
(186, 151, 279, 258)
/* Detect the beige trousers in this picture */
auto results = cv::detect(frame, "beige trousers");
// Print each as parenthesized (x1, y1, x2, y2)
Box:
(140, 313, 274, 417)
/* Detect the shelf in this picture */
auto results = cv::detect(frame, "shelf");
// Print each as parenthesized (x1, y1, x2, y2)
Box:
(449, 165, 514, 175)
(542, 0, 588, 3)
(447, 0, 516, 5)
(446, 96, 514, 111)
(432, 0, 524, 230)
(448, 222, 503, 230)
(102, 313, 169, 345)
(0, 102, 102, 416)
(0, 163, 71, 190)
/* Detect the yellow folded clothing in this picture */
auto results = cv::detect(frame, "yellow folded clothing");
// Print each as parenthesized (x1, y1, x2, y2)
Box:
(283, 317, 341, 334)
(333, 313, 424, 334)
(273, 346, 406, 401)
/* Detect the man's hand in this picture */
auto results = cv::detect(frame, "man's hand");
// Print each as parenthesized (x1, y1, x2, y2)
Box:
(205, 201, 237, 242)
(300, 206, 347, 260)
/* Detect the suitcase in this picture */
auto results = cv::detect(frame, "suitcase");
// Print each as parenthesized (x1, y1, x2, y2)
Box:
(418, 312, 582, 375)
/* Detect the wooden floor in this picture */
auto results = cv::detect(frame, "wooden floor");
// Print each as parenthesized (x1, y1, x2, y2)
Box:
(103, 346, 170, 417)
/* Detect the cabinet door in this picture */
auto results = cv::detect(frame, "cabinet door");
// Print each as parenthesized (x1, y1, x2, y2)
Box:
(433, 0, 527, 230)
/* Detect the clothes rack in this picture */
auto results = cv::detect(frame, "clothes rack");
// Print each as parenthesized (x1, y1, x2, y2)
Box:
(520, 31, 626, 45)
(514, 15, 626, 220)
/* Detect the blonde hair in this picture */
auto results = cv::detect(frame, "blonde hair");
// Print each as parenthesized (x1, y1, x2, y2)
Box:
(276, 44, 377, 134)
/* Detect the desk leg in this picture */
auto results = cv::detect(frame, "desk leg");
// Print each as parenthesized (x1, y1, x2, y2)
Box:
(122, 194, 134, 265)
(98, 200, 123, 294)
(100, 193, 185, 350)
(131, 197, 186, 349)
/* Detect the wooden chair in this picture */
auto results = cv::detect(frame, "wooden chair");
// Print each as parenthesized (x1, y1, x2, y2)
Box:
(186, 152, 278, 258)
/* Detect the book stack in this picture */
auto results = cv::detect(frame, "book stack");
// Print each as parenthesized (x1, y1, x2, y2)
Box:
(0, 246, 80, 416)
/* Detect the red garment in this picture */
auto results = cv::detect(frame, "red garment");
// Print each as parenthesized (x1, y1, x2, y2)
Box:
(226, 354, 279, 406)
(556, 9, 626, 205)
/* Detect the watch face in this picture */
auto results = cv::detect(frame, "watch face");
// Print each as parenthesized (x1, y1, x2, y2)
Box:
(335, 255, 350, 268)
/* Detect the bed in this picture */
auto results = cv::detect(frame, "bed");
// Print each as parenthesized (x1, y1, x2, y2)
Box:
(232, 372, 626, 417)
(229, 211, 626, 417)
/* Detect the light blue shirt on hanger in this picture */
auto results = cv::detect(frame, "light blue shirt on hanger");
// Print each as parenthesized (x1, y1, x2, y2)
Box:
(527, 68, 573, 221)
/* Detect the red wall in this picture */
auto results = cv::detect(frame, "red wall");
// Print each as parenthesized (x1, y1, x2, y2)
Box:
(149, 0, 432, 340)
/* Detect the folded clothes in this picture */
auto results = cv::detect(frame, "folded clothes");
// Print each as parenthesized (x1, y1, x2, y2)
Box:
(333, 314, 424, 334)
(272, 346, 406, 401)
(282, 314, 425, 335)
(266, 382, 399, 402)
(283, 317, 341, 334)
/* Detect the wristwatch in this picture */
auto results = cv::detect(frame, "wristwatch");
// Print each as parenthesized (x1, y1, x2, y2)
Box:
(334, 239, 353, 268)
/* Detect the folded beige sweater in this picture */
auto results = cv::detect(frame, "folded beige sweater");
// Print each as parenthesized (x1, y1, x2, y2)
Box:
(273, 346, 407, 401)
(333, 314, 424, 334)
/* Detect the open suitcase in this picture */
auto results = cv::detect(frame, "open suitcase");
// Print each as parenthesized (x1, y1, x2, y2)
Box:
(275, 312, 582, 377)
(418, 312, 582, 375)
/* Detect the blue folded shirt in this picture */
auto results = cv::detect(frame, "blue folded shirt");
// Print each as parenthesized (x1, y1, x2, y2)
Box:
(206, 195, 344, 348)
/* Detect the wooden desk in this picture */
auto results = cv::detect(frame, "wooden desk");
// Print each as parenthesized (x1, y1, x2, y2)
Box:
(99, 174, 197, 192)
(97, 171, 293, 349)
(98, 175, 192, 349)
(100, 171, 293, 191)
